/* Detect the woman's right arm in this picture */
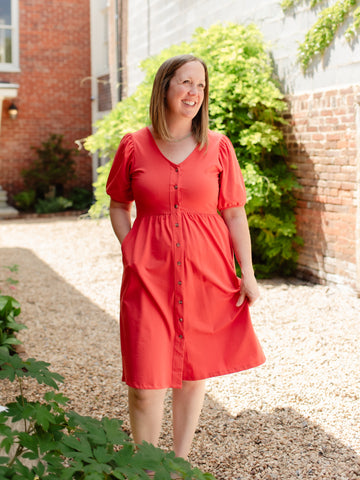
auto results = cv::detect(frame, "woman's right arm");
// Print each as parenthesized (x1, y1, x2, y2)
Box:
(109, 199, 133, 244)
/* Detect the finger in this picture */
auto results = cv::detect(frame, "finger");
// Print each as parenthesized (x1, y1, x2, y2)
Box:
(247, 292, 260, 306)
(236, 292, 246, 307)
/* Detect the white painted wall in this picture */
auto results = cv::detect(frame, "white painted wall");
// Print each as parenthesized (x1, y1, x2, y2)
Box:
(127, 0, 360, 95)
(90, 0, 110, 122)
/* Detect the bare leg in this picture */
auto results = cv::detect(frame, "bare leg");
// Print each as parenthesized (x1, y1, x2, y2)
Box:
(172, 380, 206, 459)
(128, 387, 167, 446)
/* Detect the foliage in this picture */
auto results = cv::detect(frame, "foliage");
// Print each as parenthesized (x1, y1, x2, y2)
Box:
(68, 188, 94, 211)
(0, 296, 24, 355)
(13, 190, 36, 212)
(22, 134, 77, 199)
(0, 295, 215, 479)
(281, 0, 360, 71)
(34, 197, 73, 214)
(85, 23, 302, 276)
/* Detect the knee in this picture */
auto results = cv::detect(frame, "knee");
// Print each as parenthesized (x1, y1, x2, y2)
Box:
(129, 388, 151, 404)
(180, 380, 206, 394)
(128, 387, 164, 409)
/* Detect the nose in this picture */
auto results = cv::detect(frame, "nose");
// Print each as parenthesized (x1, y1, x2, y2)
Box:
(188, 84, 198, 95)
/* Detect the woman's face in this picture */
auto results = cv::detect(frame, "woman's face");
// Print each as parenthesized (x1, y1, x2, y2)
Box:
(165, 61, 206, 123)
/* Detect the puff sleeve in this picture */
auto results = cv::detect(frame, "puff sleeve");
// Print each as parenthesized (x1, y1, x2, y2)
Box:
(217, 135, 246, 211)
(106, 134, 134, 203)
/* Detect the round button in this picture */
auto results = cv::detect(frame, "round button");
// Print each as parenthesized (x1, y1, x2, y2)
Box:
(177, 261, 181, 266)
(179, 318, 183, 322)
(175, 167, 179, 172)
(178, 281, 182, 285)
(175, 223, 179, 227)
(178, 300, 183, 304)
(176, 243, 180, 247)
(174, 185, 178, 189)
(179, 334, 183, 339)
(174, 204, 179, 209)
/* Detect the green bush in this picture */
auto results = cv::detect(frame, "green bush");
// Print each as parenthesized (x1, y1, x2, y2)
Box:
(0, 295, 215, 479)
(35, 197, 73, 214)
(85, 23, 302, 277)
(22, 134, 77, 199)
(13, 190, 36, 212)
(68, 187, 94, 211)
(0, 296, 24, 355)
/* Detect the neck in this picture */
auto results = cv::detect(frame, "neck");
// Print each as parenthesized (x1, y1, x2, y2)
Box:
(166, 115, 193, 140)
(168, 131, 193, 143)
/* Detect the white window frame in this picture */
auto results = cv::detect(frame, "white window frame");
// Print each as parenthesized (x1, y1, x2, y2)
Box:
(0, 0, 20, 72)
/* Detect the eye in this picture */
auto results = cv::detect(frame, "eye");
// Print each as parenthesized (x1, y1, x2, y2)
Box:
(183, 79, 191, 84)
(198, 83, 205, 89)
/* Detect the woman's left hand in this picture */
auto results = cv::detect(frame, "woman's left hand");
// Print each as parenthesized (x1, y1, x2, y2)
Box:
(236, 272, 260, 307)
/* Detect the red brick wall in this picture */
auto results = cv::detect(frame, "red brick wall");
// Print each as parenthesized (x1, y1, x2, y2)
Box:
(0, 0, 92, 200)
(284, 85, 360, 289)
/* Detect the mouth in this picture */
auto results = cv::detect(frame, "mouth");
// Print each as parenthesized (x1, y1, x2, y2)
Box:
(182, 100, 196, 106)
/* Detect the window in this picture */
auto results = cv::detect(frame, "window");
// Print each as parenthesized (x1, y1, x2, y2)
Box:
(0, 0, 19, 71)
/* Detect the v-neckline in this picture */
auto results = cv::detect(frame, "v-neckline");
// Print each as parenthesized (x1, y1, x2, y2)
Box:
(146, 126, 198, 167)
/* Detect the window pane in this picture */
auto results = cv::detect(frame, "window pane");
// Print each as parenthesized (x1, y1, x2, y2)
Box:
(0, 29, 12, 62)
(0, 0, 12, 25)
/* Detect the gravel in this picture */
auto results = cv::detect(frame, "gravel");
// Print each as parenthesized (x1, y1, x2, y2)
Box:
(1, 215, 359, 480)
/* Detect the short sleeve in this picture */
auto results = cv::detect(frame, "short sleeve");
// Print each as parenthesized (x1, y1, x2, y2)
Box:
(217, 135, 246, 211)
(106, 134, 134, 203)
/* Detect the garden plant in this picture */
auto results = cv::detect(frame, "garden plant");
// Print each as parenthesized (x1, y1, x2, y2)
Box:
(85, 23, 302, 277)
(0, 289, 214, 479)
(13, 134, 93, 214)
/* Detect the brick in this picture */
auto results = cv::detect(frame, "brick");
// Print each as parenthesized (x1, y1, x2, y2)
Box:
(0, 0, 92, 199)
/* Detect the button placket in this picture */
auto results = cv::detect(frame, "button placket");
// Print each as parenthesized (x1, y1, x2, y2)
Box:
(170, 164, 185, 383)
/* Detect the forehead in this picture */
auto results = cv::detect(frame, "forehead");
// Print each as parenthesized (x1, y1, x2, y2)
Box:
(173, 61, 205, 80)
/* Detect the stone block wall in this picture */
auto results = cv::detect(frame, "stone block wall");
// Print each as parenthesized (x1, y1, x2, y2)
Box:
(0, 0, 92, 199)
(284, 86, 360, 289)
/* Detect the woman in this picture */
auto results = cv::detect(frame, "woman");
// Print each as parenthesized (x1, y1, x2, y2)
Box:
(106, 54, 265, 468)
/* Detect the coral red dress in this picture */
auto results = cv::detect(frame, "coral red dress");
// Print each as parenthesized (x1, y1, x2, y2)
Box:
(106, 127, 265, 389)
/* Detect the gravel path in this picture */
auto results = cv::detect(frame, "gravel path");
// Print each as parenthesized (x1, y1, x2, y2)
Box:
(1, 216, 359, 480)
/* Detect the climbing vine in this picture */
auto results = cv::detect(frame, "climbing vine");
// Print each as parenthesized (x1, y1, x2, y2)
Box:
(281, 0, 360, 71)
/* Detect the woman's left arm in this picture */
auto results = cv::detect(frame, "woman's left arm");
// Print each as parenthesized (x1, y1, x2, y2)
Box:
(222, 206, 260, 307)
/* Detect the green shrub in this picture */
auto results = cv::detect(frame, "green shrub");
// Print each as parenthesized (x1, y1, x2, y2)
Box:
(68, 187, 93, 211)
(0, 296, 24, 355)
(85, 23, 302, 276)
(0, 295, 215, 479)
(13, 190, 36, 212)
(35, 197, 73, 214)
(22, 134, 77, 199)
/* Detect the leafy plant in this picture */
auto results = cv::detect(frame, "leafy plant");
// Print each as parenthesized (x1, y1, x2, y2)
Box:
(35, 197, 73, 214)
(85, 23, 301, 276)
(13, 190, 36, 212)
(281, 0, 360, 71)
(68, 187, 93, 211)
(0, 296, 24, 354)
(0, 296, 215, 479)
(22, 134, 77, 199)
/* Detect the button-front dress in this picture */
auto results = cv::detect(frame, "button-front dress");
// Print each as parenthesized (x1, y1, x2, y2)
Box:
(106, 127, 265, 389)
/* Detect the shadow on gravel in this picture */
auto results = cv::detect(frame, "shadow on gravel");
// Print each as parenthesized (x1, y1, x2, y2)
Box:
(1, 247, 359, 480)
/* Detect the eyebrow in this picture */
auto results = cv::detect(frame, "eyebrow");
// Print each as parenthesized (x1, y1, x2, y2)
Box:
(176, 74, 206, 84)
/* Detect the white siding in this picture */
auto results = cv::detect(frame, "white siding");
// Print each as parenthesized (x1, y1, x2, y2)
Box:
(126, 0, 360, 95)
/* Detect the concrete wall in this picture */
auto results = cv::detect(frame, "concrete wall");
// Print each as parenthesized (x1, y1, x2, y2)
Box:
(126, 0, 360, 96)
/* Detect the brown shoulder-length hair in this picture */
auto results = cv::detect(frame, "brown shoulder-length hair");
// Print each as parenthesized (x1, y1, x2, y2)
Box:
(149, 54, 209, 150)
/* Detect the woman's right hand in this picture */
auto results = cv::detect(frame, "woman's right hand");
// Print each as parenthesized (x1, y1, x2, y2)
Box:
(109, 199, 133, 244)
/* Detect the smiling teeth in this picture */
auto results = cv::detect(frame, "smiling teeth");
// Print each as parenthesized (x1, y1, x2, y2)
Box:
(183, 100, 195, 106)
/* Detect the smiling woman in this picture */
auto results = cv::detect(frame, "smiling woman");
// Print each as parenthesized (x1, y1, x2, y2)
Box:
(149, 54, 209, 149)
(165, 61, 206, 129)
(105, 54, 265, 467)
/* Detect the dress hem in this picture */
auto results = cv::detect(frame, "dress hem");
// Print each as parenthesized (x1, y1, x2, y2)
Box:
(122, 356, 266, 390)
